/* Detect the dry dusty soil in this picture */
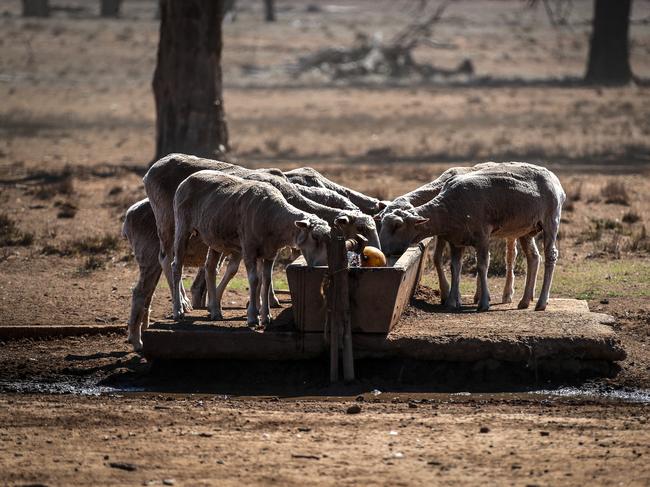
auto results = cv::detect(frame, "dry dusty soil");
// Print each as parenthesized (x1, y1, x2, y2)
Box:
(1, 0, 650, 485)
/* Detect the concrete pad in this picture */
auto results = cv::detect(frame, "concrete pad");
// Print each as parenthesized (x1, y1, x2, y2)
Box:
(142, 298, 625, 364)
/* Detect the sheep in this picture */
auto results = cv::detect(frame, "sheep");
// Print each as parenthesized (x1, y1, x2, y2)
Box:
(378, 162, 521, 305)
(379, 162, 565, 312)
(144, 153, 380, 317)
(211, 183, 361, 313)
(172, 171, 331, 325)
(121, 198, 207, 351)
(294, 184, 360, 212)
(284, 166, 387, 215)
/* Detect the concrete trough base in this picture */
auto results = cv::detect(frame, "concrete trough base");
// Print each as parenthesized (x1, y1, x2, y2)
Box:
(142, 298, 625, 384)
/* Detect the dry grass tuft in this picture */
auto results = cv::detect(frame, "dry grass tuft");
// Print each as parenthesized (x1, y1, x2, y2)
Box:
(622, 210, 641, 224)
(55, 201, 78, 219)
(78, 255, 105, 274)
(630, 225, 650, 253)
(43, 233, 120, 257)
(0, 213, 34, 247)
(29, 167, 75, 201)
(601, 181, 630, 206)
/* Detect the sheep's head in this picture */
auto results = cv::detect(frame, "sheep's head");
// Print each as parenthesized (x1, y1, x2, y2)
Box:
(295, 217, 331, 266)
(335, 211, 381, 250)
(373, 200, 415, 230)
(379, 209, 428, 257)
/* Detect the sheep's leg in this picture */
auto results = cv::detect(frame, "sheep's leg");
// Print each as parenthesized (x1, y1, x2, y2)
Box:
(269, 255, 282, 308)
(517, 235, 540, 309)
(141, 268, 159, 332)
(140, 262, 162, 331)
(244, 255, 261, 326)
(473, 272, 481, 304)
(536, 219, 560, 311)
(259, 258, 274, 325)
(502, 237, 517, 304)
(127, 262, 162, 352)
(160, 249, 192, 314)
(171, 222, 191, 321)
(214, 253, 242, 314)
(476, 241, 491, 312)
(433, 236, 450, 304)
(445, 245, 464, 311)
(205, 248, 224, 320)
(190, 266, 208, 309)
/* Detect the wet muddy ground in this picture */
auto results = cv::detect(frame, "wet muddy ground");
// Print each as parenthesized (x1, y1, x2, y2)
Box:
(1, 327, 649, 485)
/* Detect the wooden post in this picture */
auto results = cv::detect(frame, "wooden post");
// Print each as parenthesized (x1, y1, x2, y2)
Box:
(326, 226, 355, 383)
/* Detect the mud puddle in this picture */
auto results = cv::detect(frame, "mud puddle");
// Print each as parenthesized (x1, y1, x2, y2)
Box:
(2, 378, 649, 404)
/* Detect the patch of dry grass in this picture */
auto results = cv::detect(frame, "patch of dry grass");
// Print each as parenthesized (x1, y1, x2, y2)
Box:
(0, 213, 34, 247)
(601, 181, 630, 206)
(622, 210, 641, 224)
(42, 233, 120, 257)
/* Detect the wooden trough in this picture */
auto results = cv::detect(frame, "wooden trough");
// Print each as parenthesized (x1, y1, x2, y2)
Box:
(286, 238, 433, 334)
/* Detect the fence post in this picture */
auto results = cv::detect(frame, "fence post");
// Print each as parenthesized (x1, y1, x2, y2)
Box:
(326, 226, 355, 383)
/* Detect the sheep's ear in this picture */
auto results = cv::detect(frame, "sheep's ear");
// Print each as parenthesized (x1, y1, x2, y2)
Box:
(377, 200, 389, 210)
(334, 215, 350, 226)
(373, 213, 383, 222)
(295, 220, 311, 229)
(414, 218, 429, 226)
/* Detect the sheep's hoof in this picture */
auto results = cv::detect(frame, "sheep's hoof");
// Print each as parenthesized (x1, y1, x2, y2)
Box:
(131, 340, 143, 352)
(270, 298, 282, 309)
(444, 300, 461, 312)
(439, 289, 450, 303)
(534, 302, 547, 311)
(517, 300, 530, 310)
(173, 309, 185, 321)
(502, 295, 513, 304)
(477, 302, 490, 312)
(472, 295, 480, 304)
(209, 310, 223, 321)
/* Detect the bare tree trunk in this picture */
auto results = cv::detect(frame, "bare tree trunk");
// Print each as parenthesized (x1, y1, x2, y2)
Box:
(585, 0, 633, 84)
(264, 0, 275, 22)
(100, 0, 122, 18)
(22, 0, 49, 17)
(152, 0, 229, 161)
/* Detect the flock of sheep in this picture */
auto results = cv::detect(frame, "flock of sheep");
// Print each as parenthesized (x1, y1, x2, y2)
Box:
(122, 155, 566, 351)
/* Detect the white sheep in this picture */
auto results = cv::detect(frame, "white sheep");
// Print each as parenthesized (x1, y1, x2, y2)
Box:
(144, 154, 380, 318)
(378, 162, 520, 305)
(284, 166, 387, 215)
(172, 171, 331, 325)
(379, 162, 565, 312)
(122, 198, 208, 351)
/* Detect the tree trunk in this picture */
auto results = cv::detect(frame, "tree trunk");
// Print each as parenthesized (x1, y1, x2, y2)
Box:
(152, 0, 229, 161)
(22, 0, 50, 17)
(264, 0, 275, 22)
(585, 0, 632, 84)
(100, 0, 122, 18)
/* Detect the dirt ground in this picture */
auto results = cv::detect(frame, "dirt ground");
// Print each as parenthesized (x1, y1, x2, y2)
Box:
(1, 392, 649, 487)
(1, 0, 650, 485)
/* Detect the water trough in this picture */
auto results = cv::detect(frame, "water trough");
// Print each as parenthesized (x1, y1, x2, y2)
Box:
(141, 228, 625, 383)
